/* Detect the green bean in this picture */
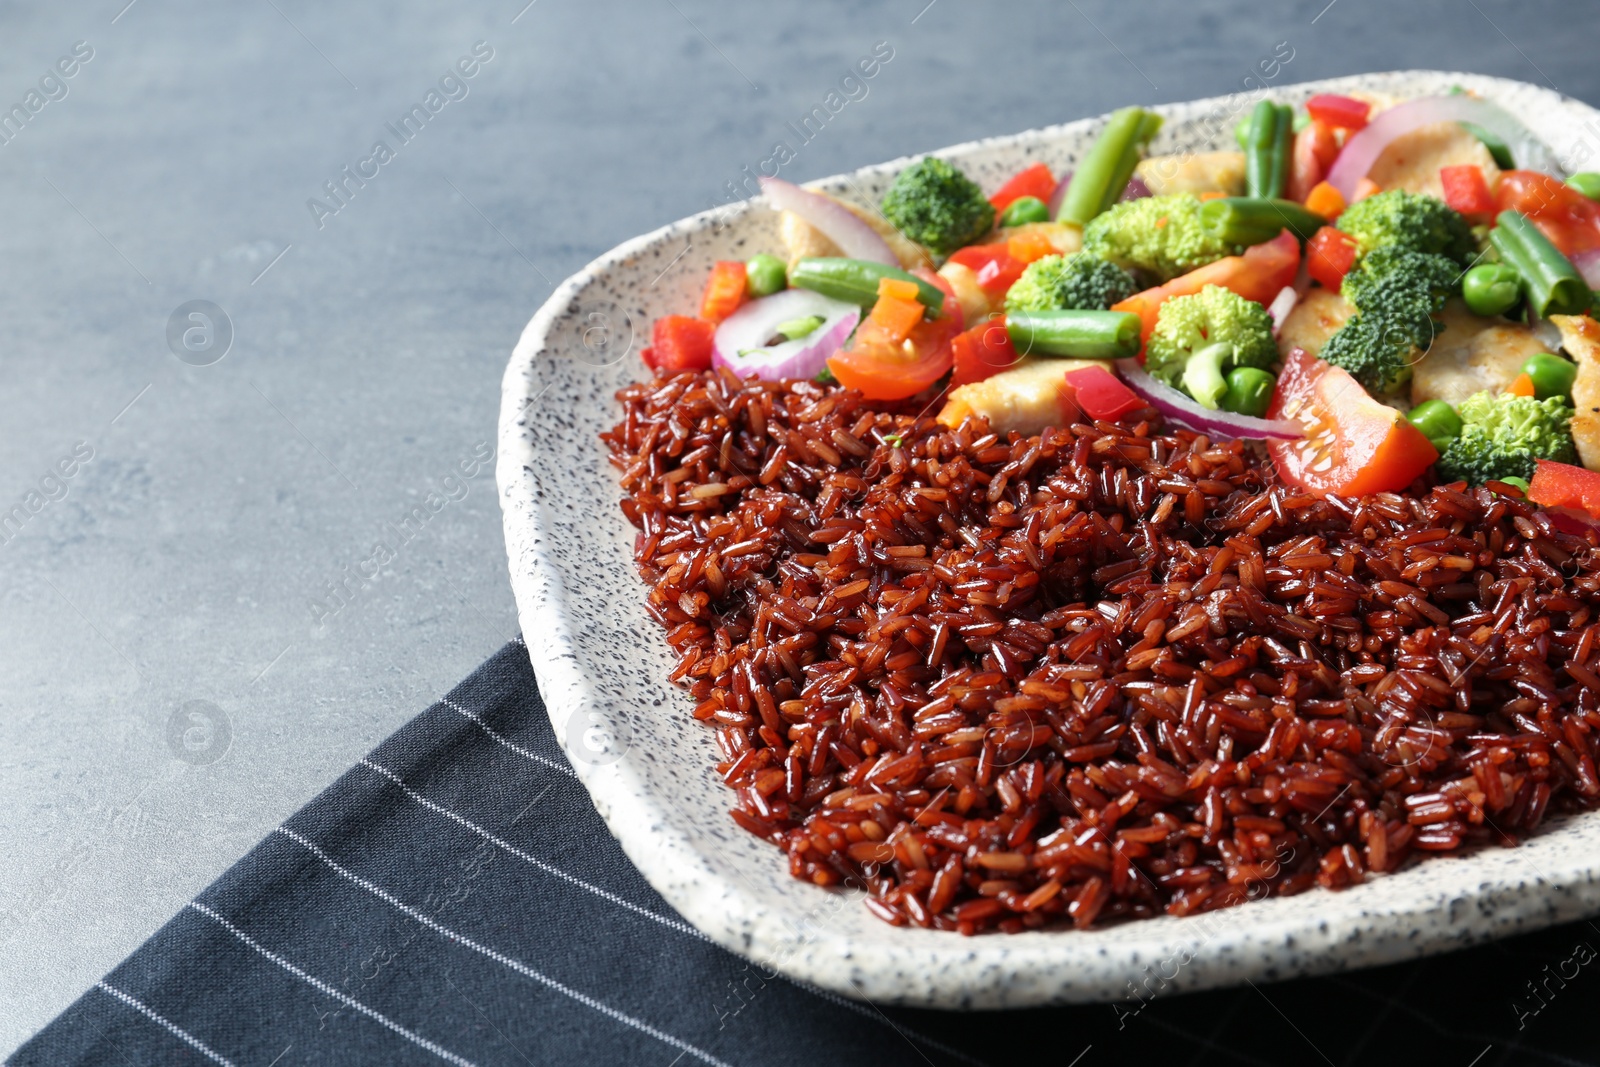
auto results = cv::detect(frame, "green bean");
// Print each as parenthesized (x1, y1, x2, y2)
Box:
(1462, 122, 1515, 170)
(1520, 351, 1578, 400)
(1490, 211, 1594, 317)
(1568, 173, 1600, 202)
(1199, 197, 1327, 246)
(1006, 309, 1142, 359)
(1406, 399, 1463, 451)
(1461, 263, 1521, 317)
(1222, 366, 1277, 417)
(1056, 107, 1162, 226)
(1244, 102, 1293, 200)
(999, 195, 1051, 227)
(789, 257, 944, 316)
(745, 253, 788, 297)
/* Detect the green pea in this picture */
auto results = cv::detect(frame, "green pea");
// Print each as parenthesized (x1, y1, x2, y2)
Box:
(1221, 367, 1276, 417)
(1520, 351, 1578, 400)
(1406, 399, 1463, 451)
(1498, 475, 1530, 493)
(1461, 263, 1522, 318)
(1567, 173, 1600, 202)
(999, 195, 1050, 227)
(745, 253, 788, 297)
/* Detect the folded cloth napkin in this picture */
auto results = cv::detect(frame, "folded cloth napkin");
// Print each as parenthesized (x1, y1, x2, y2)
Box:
(10, 639, 1597, 1066)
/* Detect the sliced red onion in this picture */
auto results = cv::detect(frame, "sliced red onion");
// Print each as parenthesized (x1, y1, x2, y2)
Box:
(1266, 285, 1299, 337)
(758, 176, 897, 265)
(1572, 250, 1600, 291)
(1119, 174, 1152, 201)
(1113, 358, 1303, 440)
(712, 289, 860, 381)
(1325, 95, 1559, 200)
(1047, 170, 1073, 218)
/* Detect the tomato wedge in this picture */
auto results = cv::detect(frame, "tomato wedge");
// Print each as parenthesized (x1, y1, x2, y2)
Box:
(989, 162, 1056, 213)
(1307, 226, 1358, 291)
(1113, 231, 1300, 345)
(827, 271, 960, 400)
(1266, 348, 1437, 497)
(950, 314, 1019, 387)
(1495, 170, 1600, 258)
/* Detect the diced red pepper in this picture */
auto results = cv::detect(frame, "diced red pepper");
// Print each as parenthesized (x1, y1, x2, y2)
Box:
(947, 243, 1027, 298)
(1439, 165, 1494, 216)
(950, 315, 1019, 387)
(650, 315, 716, 374)
(1529, 459, 1600, 519)
(1063, 365, 1143, 422)
(988, 162, 1056, 213)
(1307, 226, 1359, 291)
(1304, 94, 1371, 131)
(699, 261, 748, 324)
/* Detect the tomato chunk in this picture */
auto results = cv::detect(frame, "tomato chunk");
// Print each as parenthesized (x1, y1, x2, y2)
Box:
(1063, 365, 1144, 422)
(1266, 348, 1437, 497)
(1439, 165, 1494, 216)
(1113, 231, 1300, 345)
(1288, 120, 1340, 204)
(950, 315, 1019, 387)
(650, 315, 716, 374)
(1496, 170, 1600, 258)
(1304, 94, 1371, 131)
(1307, 226, 1358, 291)
(827, 271, 959, 400)
(989, 162, 1056, 213)
(699, 261, 748, 324)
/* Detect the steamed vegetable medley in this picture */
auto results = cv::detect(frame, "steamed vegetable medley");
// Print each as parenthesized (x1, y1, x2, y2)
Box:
(639, 88, 1600, 516)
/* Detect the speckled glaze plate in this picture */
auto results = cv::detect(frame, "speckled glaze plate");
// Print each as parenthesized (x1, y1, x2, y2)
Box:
(498, 71, 1600, 1008)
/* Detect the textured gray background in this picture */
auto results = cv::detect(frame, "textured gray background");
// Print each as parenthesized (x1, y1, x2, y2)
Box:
(0, 0, 1595, 1054)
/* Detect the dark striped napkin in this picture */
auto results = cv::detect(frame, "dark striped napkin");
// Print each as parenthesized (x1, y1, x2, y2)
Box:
(10, 639, 1599, 1067)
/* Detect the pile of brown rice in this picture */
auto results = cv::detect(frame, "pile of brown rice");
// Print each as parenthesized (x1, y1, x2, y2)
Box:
(603, 368, 1600, 934)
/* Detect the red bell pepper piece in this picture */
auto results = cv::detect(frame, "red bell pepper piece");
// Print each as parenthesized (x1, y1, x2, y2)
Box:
(1307, 226, 1359, 290)
(950, 315, 1019, 387)
(1304, 94, 1371, 131)
(1529, 459, 1600, 519)
(650, 315, 716, 374)
(1439, 165, 1494, 216)
(1063, 365, 1143, 422)
(988, 162, 1056, 213)
(699, 261, 748, 324)
(947, 243, 1027, 298)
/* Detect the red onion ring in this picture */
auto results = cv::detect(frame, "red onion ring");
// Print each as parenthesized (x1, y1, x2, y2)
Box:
(1114, 358, 1303, 440)
(712, 289, 860, 381)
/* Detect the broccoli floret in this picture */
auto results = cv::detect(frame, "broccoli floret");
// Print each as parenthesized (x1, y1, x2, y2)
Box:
(1144, 285, 1277, 408)
(1336, 189, 1477, 265)
(1436, 391, 1575, 485)
(880, 158, 995, 256)
(1320, 247, 1459, 396)
(1004, 253, 1138, 313)
(1081, 194, 1235, 283)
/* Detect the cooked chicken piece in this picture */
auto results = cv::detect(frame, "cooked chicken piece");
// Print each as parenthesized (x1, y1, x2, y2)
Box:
(938, 357, 1101, 436)
(937, 261, 991, 326)
(1276, 288, 1354, 360)
(996, 221, 1083, 256)
(778, 193, 933, 272)
(1366, 121, 1501, 200)
(1409, 300, 1552, 407)
(1135, 151, 1247, 197)
(1553, 314, 1600, 470)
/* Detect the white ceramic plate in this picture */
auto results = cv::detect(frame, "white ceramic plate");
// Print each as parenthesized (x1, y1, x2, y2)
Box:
(497, 71, 1600, 1008)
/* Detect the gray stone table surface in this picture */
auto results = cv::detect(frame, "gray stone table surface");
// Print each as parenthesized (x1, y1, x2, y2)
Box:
(1, 0, 1596, 1053)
